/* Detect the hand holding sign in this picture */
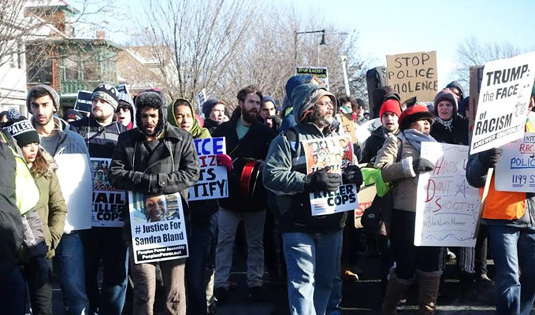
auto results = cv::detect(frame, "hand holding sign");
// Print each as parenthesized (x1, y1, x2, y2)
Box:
(412, 158, 434, 174)
(305, 166, 341, 193)
(342, 165, 363, 188)
(479, 148, 503, 168)
(216, 154, 232, 172)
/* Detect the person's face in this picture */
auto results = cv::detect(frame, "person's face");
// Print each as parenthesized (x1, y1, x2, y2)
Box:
(0, 114, 7, 123)
(115, 102, 132, 127)
(450, 87, 461, 102)
(357, 106, 365, 117)
(21, 142, 39, 163)
(437, 101, 454, 120)
(92, 98, 115, 123)
(174, 105, 194, 132)
(30, 95, 55, 127)
(209, 104, 226, 122)
(260, 101, 276, 120)
(312, 95, 334, 128)
(145, 196, 166, 221)
(411, 119, 431, 135)
(140, 107, 159, 136)
(381, 112, 399, 132)
(239, 93, 261, 123)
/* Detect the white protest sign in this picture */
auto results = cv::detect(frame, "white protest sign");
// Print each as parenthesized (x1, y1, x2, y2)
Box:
(189, 137, 228, 200)
(90, 158, 126, 227)
(495, 133, 535, 192)
(129, 192, 188, 264)
(415, 143, 481, 247)
(470, 52, 535, 154)
(55, 154, 93, 232)
(301, 135, 358, 216)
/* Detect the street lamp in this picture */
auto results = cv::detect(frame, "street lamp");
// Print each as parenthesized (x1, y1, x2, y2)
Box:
(294, 29, 327, 66)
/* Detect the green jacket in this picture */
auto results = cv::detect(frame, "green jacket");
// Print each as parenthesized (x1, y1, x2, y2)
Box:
(33, 158, 67, 259)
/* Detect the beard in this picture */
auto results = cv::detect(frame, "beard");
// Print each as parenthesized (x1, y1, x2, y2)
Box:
(310, 110, 333, 129)
(242, 107, 258, 123)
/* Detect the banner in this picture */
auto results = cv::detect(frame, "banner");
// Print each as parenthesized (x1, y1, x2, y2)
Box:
(295, 66, 329, 89)
(189, 137, 228, 200)
(74, 90, 93, 113)
(415, 143, 481, 247)
(470, 52, 535, 154)
(495, 133, 535, 192)
(386, 51, 438, 103)
(129, 192, 188, 264)
(90, 158, 126, 227)
(301, 135, 358, 216)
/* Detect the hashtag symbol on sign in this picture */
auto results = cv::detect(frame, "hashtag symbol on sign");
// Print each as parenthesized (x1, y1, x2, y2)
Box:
(135, 226, 141, 234)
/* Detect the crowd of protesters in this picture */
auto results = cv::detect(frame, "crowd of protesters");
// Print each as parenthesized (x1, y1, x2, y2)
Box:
(1, 73, 535, 315)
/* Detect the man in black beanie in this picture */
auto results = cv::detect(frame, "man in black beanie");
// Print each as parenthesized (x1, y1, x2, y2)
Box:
(202, 99, 228, 135)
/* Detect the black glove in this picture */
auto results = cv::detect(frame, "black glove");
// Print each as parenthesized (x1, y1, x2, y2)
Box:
(342, 165, 363, 188)
(304, 166, 341, 193)
(412, 158, 434, 174)
(479, 148, 503, 168)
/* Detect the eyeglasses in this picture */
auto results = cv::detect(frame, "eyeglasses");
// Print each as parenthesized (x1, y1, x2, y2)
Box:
(116, 105, 130, 113)
(316, 100, 333, 107)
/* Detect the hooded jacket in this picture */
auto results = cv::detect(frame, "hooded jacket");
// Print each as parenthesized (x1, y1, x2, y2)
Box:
(167, 99, 218, 224)
(31, 116, 93, 233)
(263, 83, 349, 233)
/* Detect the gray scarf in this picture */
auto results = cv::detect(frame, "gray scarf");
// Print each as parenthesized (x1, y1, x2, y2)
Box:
(435, 116, 453, 131)
(402, 129, 436, 152)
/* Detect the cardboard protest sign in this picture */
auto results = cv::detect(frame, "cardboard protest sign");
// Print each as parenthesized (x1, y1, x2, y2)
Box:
(196, 89, 207, 115)
(295, 66, 329, 89)
(470, 52, 535, 154)
(90, 158, 126, 227)
(129, 192, 188, 264)
(354, 184, 376, 229)
(74, 90, 93, 113)
(301, 135, 358, 216)
(495, 133, 535, 192)
(340, 114, 357, 144)
(189, 137, 228, 200)
(415, 143, 481, 247)
(386, 51, 438, 103)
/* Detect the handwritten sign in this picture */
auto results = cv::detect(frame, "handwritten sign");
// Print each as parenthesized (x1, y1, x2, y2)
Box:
(340, 113, 357, 144)
(295, 66, 329, 89)
(188, 137, 228, 200)
(301, 135, 358, 216)
(91, 158, 126, 227)
(386, 51, 438, 103)
(354, 184, 376, 229)
(495, 133, 535, 192)
(470, 52, 535, 154)
(415, 143, 481, 247)
(129, 192, 188, 264)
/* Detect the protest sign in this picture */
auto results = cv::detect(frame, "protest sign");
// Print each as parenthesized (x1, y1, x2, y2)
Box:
(301, 135, 358, 216)
(470, 52, 535, 154)
(495, 133, 535, 192)
(295, 66, 329, 89)
(354, 184, 376, 228)
(340, 113, 357, 144)
(196, 89, 207, 115)
(415, 143, 481, 247)
(129, 192, 188, 264)
(386, 51, 438, 103)
(468, 66, 484, 132)
(355, 118, 381, 146)
(90, 158, 126, 227)
(74, 90, 93, 113)
(189, 137, 228, 200)
(116, 84, 130, 95)
(55, 154, 92, 231)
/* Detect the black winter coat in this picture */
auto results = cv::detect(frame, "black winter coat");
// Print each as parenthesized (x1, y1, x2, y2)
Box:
(360, 126, 394, 164)
(213, 115, 276, 212)
(430, 115, 469, 145)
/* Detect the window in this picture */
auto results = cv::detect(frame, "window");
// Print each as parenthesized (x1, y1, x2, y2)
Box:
(64, 57, 79, 81)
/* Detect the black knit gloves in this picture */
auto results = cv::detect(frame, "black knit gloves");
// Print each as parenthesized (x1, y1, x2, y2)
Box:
(412, 158, 434, 174)
(304, 166, 341, 193)
(479, 148, 503, 168)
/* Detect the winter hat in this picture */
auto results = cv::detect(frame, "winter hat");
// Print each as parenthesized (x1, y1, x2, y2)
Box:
(63, 109, 84, 122)
(118, 91, 134, 108)
(433, 91, 458, 118)
(26, 84, 60, 113)
(201, 99, 219, 119)
(92, 84, 119, 110)
(356, 98, 368, 110)
(135, 91, 166, 137)
(284, 75, 313, 109)
(3, 117, 40, 148)
(399, 104, 434, 131)
(379, 99, 402, 118)
(291, 83, 336, 122)
(445, 81, 465, 100)
(6, 108, 21, 121)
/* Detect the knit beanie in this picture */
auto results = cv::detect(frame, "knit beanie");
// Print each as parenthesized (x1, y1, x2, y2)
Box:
(379, 99, 402, 118)
(63, 109, 84, 122)
(92, 84, 119, 110)
(433, 91, 458, 117)
(26, 84, 61, 113)
(3, 117, 40, 147)
(201, 99, 219, 119)
(399, 104, 434, 130)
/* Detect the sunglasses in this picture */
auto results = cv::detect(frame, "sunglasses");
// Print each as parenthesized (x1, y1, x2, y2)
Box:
(116, 105, 131, 113)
